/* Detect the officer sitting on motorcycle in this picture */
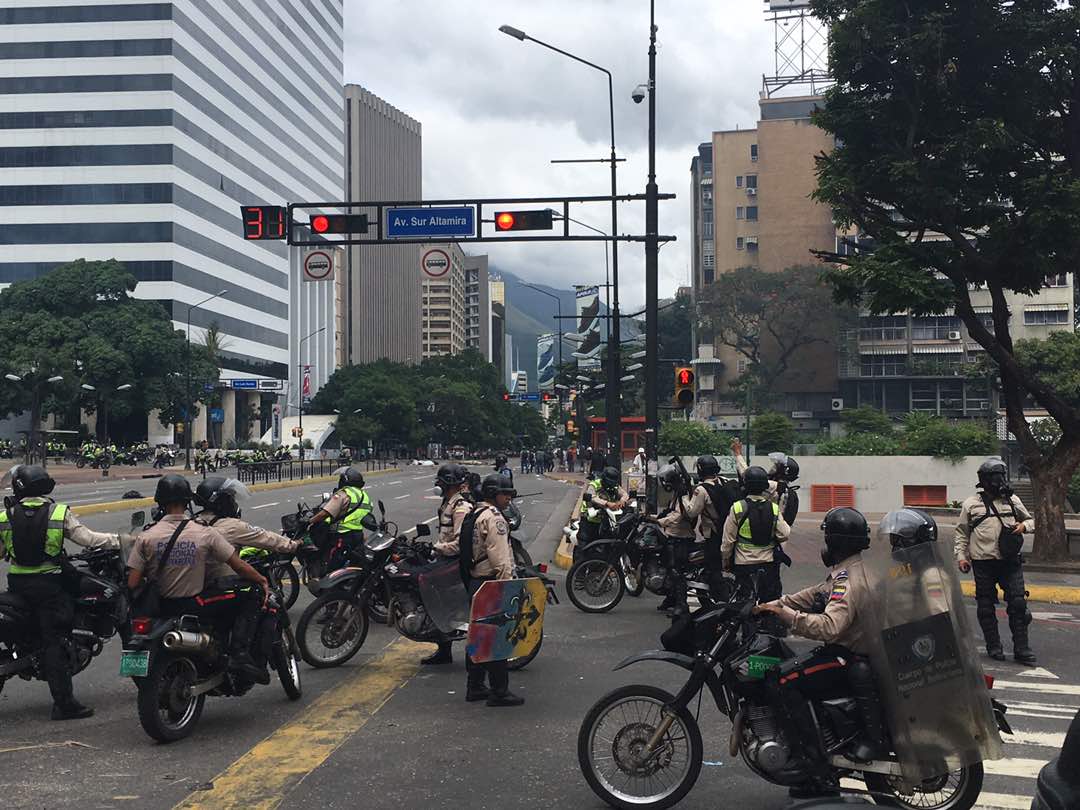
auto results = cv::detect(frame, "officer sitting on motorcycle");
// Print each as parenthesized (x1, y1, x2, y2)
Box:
(127, 475, 270, 682)
(194, 476, 300, 565)
(577, 466, 628, 551)
(307, 467, 374, 558)
(752, 507, 884, 798)
(645, 464, 696, 617)
(721, 466, 791, 604)
(0, 465, 125, 720)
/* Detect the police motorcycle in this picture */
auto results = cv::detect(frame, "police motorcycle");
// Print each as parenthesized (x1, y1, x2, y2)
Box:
(578, 511, 1011, 810)
(294, 500, 397, 668)
(565, 491, 647, 613)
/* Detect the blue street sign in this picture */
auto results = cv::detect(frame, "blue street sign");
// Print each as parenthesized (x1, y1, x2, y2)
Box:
(231, 379, 258, 389)
(386, 206, 475, 239)
(209, 408, 225, 424)
(521, 393, 541, 402)
(203, 383, 215, 393)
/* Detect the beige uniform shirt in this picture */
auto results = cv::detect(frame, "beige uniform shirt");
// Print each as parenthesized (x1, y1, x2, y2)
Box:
(127, 515, 235, 599)
(469, 504, 514, 581)
(434, 491, 473, 556)
(777, 555, 871, 655)
(199, 511, 299, 580)
(685, 479, 725, 539)
(734, 452, 782, 503)
(954, 492, 1033, 562)
(320, 489, 353, 521)
(656, 494, 696, 539)
(720, 494, 791, 567)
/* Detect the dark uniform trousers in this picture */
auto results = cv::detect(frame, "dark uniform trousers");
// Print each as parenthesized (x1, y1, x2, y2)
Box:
(733, 561, 782, 604)
(160, 579, 261, 656)
(465, 575, 509, 694)
(663, 535, 694, 613)
(7, 572, 76, 704)
(972, 557, 1030, 649)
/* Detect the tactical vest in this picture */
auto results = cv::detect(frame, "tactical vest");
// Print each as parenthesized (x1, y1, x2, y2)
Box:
(0, 498, 68, 575)
(582, 479, 615, 523)
(335, 486, 373, 534)
(733, 498, 780, 548)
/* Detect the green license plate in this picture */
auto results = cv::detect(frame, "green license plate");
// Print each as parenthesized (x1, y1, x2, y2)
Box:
(119, 650, 149, 677)
(745, 654, 782, 680)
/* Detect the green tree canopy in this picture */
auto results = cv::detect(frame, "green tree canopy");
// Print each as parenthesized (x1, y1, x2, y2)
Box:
(658, 420, 733, 456)
(751, 412, 796, 454)
(841, 406, 895, 436)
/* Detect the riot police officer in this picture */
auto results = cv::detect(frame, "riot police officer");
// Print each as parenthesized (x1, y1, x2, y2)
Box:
(308, 467, 374, 549)
(720, 466, 791, 603)
(577, 466, 628, 550)
(193, 477, 300, 574)
(421, 463, 472, 666)
(646, 464, 696, 616)
(0, 465, 124, 719)
(494, 454, 514, 485)
(955, 458, 1036, 664)
(686, 455, 740, 586)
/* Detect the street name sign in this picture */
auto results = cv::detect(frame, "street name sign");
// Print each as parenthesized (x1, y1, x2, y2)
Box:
(387, 206, 475, 239)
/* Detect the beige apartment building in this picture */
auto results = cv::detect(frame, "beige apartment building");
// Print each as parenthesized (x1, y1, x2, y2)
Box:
(422, 243, 467, 358)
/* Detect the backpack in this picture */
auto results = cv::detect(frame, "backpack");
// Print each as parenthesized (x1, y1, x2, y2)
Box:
(457, 504, 484, 586)
(699, 479, 740, 539)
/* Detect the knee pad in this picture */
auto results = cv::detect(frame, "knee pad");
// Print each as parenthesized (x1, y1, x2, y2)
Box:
(1007, 596, 1032, 624)
(976, 598, 997, 620)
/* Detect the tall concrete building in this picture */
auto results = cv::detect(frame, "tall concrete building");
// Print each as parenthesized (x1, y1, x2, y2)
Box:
(0, 1, 345, 443)
(344, 84, 422, 364)
(464, 254, 491, 360)
(421, 243, 466, 358)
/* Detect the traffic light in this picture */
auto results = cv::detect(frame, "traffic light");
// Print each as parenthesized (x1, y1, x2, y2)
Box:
(310, 213, 369, 234)
(542, 392, 554, 401)
(502, 392, 511, 401)
(674, 367, 695, 407)
(493, 210, 553, 231)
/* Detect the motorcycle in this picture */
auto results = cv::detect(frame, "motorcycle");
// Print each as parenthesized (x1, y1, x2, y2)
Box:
(0, 546, 130, 698)
(565, 495, 647, 613)
(578, 574, 1011, 810)
(75, 452, 110, 470)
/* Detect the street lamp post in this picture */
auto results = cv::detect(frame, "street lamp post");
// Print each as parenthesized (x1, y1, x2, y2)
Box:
(642, 1, 661, 511)
(521, 283, 565, 435)
(500, 25, 622, 470)
(184, 290, 228, 470)
(546, 211, 612, 341)
(298, 326, 326, 462)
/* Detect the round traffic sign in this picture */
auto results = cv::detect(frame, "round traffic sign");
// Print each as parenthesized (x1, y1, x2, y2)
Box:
(421, 249, 451, 278)
(303, 250, 333, 281)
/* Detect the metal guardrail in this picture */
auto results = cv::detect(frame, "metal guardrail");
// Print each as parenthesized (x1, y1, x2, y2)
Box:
(233, 457, 393, 484)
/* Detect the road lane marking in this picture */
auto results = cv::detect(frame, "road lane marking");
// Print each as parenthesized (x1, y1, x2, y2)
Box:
(386, 480, 403, 485)
(174, 638, 425, 810)
(249, 502, 280, 510)
(995, 680, 1080, 696)
(1007, 729, 1066, 748)
(1017, 666, 1059, 679)
(403, 517, 438, 537)
(393, 494, 410, 500)
(973, 794, 1038, 810)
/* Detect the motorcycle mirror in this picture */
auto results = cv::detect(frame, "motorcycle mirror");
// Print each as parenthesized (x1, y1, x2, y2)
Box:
(414, 523, 432, 537)
(321, 492, 331, 502)
(378, 500, 386, 515)
(582, 492, 593, 503)
(130, 510, 145, 530)
(360, 512, 379, 531)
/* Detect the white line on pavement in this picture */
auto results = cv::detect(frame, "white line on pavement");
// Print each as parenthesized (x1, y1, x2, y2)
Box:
(1017, 666, 1060, 679)
(386, 480, 403, 486)
(1007, 729, 1067, 748)
(984, 757, 1047, 779)
(403, 516, 438, 537)
(393, 494, 409, 500)
(995, 680, 1080, 696)
(973, 793, 1040, 810)
(250, 502, 279, 510)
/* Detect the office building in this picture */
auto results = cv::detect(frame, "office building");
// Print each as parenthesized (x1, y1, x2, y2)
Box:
(0, 0, 345, 444)
(491, 300, 506, 382)
(421, 243, 466, 358)
(490, 275, 505, 306)
(344, 84, 423, 365)
(464, 254, 491, 360)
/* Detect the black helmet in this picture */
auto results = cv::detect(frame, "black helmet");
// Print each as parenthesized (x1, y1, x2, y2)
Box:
(821, 507, 870, 565)
(878, 508, 938, 552)
(465, 471, 483, 502)
(977, 458, 1010, 495)
(695, 455, 720, 479)
(783, 457, 799, 482)
(600, 466, 620, 489)
(155, 474, 193, 507)
(436, 463, 467, 488)
(337, 466, 365, 491)
(494, 454, 508, 468)
(11, 464, 55, 498)
(657, 464, 682, 493)
(195, 476, 249, 519)
(744, 466, 770, 496)
(480, 473, 516, 500)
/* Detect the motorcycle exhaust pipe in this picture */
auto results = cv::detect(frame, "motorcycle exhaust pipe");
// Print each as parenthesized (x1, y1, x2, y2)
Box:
(162, 629, 214, 653)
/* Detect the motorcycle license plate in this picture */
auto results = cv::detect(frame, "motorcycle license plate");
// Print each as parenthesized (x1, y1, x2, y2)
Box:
(119, 650, 149, 677)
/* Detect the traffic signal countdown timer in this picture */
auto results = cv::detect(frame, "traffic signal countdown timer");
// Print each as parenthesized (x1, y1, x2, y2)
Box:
(674, 367, 695, 406)
(241, 206, 287, 240)
(494, 210, 554, 231)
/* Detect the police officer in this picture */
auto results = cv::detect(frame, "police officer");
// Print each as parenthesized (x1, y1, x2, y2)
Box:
(308, 467, 374, 551)
(730, 438, 797, 514)
(753, 507, 883, 795)
(646, 464, 697, 616)
(127, 475, 269, 682)
(193, 477, 300, 571)
(464, 474, 524, 707)
(577, 466, 628, 550)
(494, 454, 514, 485)
(955, 458, 1036, 665)
(720, 466, 791, 603)
(685, 455, 738, 585)
(420, 463, 472, 666)
(0, 465, 125, 719)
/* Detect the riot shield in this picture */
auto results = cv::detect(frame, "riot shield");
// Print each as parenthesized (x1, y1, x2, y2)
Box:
(466, 578, 546, 663)
(860, 532, 1002, 781)
(417, 558, 471, 633)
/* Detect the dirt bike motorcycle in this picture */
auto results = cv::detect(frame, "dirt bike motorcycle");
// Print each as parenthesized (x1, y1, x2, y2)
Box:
(578, 545, 1012, 810)
(565, 493, 649, 613)
(0, 545, 131, 698)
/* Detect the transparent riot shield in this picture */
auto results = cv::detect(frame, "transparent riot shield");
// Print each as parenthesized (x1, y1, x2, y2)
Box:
(860, 535, 1002, 781)
(466, 578, 547, 663)
(417, 558, 471, 633)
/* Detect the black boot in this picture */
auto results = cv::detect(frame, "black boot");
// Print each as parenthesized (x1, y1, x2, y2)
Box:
(465, 657, 489, 702)
(229, 609, 269, 684)
(486, 689, 525, 707)
(977, 600, 1004, 660)
(421, 641, 452, 666)
(51, 700, 94, 721)
(1009, 608, 1036, 666)
(846, 658, 885, 762)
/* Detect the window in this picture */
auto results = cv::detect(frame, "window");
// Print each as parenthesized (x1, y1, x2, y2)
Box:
(736, 175, 743, 188)
(703, 252, 715, 269)
(703, 268, 714, 284)
(1045, 273, 1069, 287)
(860, 355, 907, 377)
(736, 237, 744, 250)
(911, 381, 938, 412)
(745, 175, 758, 189)
(750, 144, 758, 161)
(703, 222, 714, 238)
(911, 315, 960, 340)
(746, 206, 759, 221)
(736, 206, 744, 220)
(702, 189, 712, 202)
(745, 236, 758, 251)
(859, 315, 907, 342)
(737, 358, 748, 374)
(1024, 308, 1070, 325)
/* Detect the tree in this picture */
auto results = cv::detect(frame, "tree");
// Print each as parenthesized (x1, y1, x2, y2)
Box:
(657, 291, 693, 363)
(697, 265, 840, 397)
(751, 412, 796, 454)
(841, 406, 894, 436)
(809, 0, 1080, 560)
(818, 432, 901, 456)
(901, 419, 998, 462)
(658, 420, 731, 456)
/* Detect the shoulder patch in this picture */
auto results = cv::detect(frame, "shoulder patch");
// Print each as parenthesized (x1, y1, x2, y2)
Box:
(832, 570, 849, 581)
(830, 581, 848, 602)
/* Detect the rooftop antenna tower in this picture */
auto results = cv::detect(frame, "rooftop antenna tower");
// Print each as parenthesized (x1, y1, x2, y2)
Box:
(762, 0, 832, 98)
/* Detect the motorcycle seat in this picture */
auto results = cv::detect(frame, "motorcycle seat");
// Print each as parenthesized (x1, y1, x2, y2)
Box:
(0, 591, 31, 613)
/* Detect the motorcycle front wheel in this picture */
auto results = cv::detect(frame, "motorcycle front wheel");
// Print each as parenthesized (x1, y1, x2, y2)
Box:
(272, 623, 303, 700)
(864, 763, 984, 810)
(578, 684, 703, 810)
(271, 562, 300, 610)
(136, 652, 205, 743)
(296, 592, 369, 668)
(567, 558, 625, 613)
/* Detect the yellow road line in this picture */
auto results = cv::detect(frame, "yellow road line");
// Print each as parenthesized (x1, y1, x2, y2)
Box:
(175, 637, 424, 810)
(960, 580, 1080, 605)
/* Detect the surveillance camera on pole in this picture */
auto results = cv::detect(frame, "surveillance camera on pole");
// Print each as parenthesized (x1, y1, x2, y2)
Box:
(631, 83, 648, 104)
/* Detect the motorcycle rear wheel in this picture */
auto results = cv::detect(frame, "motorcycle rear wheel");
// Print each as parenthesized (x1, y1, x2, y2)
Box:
(273, 624, 303, 700)
(864, 763, 983, 810)
(271, 562, 300, 610)
(506, 630, 542, 671)
(567, 558, 625, 613)
(297, 593, 369, 668)
(578, 684, 703, 810)
(136, 652, 205, 743)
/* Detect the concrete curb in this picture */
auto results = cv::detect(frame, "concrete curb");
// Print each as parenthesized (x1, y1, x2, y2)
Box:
(70, 467, 400, 517)
(960, 580, 1080, 606)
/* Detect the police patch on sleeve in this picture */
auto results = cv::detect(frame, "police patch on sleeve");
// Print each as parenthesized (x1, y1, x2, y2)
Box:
(495, 520, 508, 536)
(830, 582, 848, 602)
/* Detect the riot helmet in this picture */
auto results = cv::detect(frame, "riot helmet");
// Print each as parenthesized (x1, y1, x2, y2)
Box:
(744, 466, 770, 496)
(695, 455, 720, 479)
(657, 464, 682, 493)
(977, 458, 1010, 496)
(600, 466, 621, 490)
(820, 507, 871, 566)
(465, 471, 483, 502)
(494, 454, 508, 469)
(195, 476, 250, 519)
(878, 508, 938, 552)
(11, 464, 55, 498)
(155, 474, 193, 508)
(336, 466, 365, 491)
(480, 473, 516, 501)
(782, 457, 800, 482)
(436, 463, 466, 490)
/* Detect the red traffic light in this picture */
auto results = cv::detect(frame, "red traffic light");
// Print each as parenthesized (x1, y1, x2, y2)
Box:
(677, 368, 694, 386)
(312, 215, 330, 233)
(493, 209, 553, 232)
(496, 212, 515, 230)
(308, 213, 369, 235)
(502, 393, 511, 401)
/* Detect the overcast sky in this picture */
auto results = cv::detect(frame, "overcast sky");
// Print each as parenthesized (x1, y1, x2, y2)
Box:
(344, 1, 775, 308)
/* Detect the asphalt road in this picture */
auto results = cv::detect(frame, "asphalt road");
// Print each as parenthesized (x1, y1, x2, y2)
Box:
(1, 475, 1077, 810)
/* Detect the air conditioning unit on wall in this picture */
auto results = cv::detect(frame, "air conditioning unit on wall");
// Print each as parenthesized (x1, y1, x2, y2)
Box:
(947, 330, 962, 340)
(831, 397, 844, 411)
(746, 188, 757, 196)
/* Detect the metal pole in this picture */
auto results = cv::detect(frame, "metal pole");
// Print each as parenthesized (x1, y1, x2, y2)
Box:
(744, 377, 752, 452)
(185, 310, 192, 471)
(644, 0, 660, 512)
(606, 72, 623, 472)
